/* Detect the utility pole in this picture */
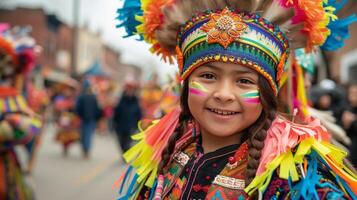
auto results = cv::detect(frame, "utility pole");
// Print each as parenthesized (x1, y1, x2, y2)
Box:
(71, 0, 80, 77)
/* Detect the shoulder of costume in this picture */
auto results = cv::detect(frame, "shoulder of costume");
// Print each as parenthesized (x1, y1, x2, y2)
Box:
(245, 115, 357, 198)
(0, 86, 30, 114)
(115, 107, 193, 199)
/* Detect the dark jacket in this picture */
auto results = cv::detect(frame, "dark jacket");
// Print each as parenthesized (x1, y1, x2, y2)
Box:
(345, 106, 357, 166)
(75, 93, 101, 122)
(113, 94, 142, 134)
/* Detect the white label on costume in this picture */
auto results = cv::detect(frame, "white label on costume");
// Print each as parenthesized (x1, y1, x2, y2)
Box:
(173, 151, 190, 166)
(212, 175, 245, 190)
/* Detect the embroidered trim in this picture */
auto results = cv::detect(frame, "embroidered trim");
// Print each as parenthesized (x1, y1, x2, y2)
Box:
(212, 175, 245, 190)
(173, 151, 190, 166)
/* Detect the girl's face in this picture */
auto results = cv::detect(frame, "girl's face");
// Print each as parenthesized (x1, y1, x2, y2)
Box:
(188, 62, 263, 139)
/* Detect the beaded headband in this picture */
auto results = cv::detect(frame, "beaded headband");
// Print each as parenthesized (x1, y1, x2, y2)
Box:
(176, 8, 289, 95)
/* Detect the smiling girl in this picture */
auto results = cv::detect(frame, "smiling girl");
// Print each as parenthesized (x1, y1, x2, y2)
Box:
(116, 0, 357, 199)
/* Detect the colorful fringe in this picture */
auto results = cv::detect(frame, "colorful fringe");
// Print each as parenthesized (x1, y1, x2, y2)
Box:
(245, 116, 357, 197)
(117, 107, 181, 199)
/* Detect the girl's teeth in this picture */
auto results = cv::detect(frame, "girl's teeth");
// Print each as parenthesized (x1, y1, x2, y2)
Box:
(210, 108, 236, 115)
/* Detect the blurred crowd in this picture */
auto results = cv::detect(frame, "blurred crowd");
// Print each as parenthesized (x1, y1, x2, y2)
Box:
(48, 73, 180, 160)
(308, 79, 357, 166)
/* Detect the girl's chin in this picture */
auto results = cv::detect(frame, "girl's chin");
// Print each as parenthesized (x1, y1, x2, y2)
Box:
(203, 126, 243, 138)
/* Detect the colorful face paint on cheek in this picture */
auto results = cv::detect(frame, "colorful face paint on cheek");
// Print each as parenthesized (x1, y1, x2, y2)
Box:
(189, 81, 208, 96)
(240, 90, 260, 104)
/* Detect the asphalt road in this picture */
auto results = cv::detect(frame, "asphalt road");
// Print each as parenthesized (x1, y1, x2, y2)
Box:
(17, 123, 126, 200)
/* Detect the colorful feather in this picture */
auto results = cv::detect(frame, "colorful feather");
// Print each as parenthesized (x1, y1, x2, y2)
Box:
(116, 0, 143, 39)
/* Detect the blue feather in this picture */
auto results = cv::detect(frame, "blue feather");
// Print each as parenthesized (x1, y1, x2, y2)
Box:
(322, 0, 357, 51)
(118, 173, 139, 200)
(116, 0, 143, 40)
(322, 15, 357, 51)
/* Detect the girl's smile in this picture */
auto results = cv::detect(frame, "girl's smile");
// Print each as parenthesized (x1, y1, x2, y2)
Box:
(206, 107, 240, 121)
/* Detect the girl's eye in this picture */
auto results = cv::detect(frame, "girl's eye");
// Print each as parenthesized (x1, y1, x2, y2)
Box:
(200, 73, 215, 80)
(237, 78, 254, 84)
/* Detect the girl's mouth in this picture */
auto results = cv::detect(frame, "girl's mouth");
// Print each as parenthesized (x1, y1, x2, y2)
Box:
(207, 108, 239, 115)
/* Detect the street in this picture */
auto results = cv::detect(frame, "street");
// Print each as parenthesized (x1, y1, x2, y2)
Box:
(17, 123, 125, 200)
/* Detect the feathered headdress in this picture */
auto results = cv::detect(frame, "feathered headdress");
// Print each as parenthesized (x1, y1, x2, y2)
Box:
(117, 0, 356, 95)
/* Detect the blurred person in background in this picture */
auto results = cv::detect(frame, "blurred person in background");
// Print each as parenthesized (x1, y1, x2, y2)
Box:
(312, 79, 347, 120)
(139, 73, 163, 129)
(341, 84, 357, 167)
(0, 23, 42, 200)
(113, 76, 142, 155)
(54, 85, 80, 156)
(75, 79, 102, 159)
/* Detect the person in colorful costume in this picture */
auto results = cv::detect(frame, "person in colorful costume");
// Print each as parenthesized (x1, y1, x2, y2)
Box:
(0, 24, 42, 200)
(54, 85, 80, 156)
(140, 73, 164, 123)
(115, 0, 357, 199)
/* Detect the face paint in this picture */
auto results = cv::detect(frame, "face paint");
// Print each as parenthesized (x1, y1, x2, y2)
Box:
(189, 81, 208, 96)
(240, 90, 260, 104)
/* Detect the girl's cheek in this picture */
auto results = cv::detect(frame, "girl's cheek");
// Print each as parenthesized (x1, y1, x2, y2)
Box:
(188, 81, 209, 97)
(240, 90, 261, 104)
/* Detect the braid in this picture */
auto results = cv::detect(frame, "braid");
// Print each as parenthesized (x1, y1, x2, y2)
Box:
(245, 110, 275, 184)
(158, 112, 188, 174)
(245, 76, 277, 185)
(158, 80, 192, 174)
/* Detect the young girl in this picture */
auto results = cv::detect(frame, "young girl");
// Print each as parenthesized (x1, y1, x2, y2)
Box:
(116, 0, 357, 199)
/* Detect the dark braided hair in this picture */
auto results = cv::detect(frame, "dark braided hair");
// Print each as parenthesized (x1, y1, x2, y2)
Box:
(158, 80, 192, 174)
(245, 76, 277, 185)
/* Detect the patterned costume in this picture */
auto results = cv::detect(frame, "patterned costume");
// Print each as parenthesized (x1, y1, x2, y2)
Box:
(0, 24, 42, 200)
(115, 0, 357, 199)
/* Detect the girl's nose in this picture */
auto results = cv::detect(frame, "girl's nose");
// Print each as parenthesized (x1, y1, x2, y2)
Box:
(213, 81, 235, 103)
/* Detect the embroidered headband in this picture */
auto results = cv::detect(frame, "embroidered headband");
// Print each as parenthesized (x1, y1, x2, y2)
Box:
(176, 8, 289, 95)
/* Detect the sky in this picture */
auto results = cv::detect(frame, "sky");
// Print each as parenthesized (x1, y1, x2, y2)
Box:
(1, 0, 177, 81)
